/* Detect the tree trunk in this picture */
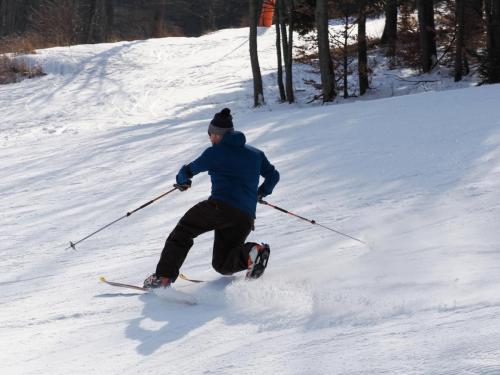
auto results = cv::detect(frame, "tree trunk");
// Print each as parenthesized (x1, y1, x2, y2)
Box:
(153, 0, 166, 37)
(285, 0, 294, 103)
(417, 0, 437, 72)
(249, 0, 265, 106)
(275, 0, 286, 102)
(454, 0, 465, 81)
(343, 14, 349, 98)
(470, 0, 483, 16)
(316, 0, 335, 102)
(0, 0, 13, 36)
(280, 0, 289, 68)
(279, 0, 294, 103)
(106, 0, 113, 30)
(464, 0, 484, 35)
(206, 1, 217, 31)
(87, 0, 108, 44)
(0, 0, 29, 36)
(358, 0, 369, 95)
(381, 0, 398, 57)
(485, 0, 500, 82)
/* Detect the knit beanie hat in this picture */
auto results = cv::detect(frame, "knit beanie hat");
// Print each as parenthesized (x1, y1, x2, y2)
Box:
(208, 108, 234, 135)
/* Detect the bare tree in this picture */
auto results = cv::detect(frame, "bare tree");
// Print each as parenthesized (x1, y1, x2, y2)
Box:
(357, 0, 369, 95)
(484, 0, 500, 82)
(331, 2, 357, 99)
(0, 0, 33, 36)
(275, 0, 294, 103)
(381, 0, 398, 57)
(88, 0, 108, 43)
(30, 0, 80, 46)
(275, 0, 286, 102)
(282, 0, 294, 103)
(286, 0, 294, 103)
(77, 0, 112, 44)
(417, 0, 437, 72)
(454, 0, 465, 81)
(249, 0, 265, 107)
(316, 0, 336, 101)
(0, 0, 15, 36)
(106, 0, 113, 31)
(153, 0, 166, 37)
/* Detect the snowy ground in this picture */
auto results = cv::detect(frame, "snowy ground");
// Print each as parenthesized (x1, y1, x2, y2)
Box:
(1, 23, 500, 375)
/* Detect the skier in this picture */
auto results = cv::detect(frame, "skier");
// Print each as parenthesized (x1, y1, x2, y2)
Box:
(144, 108, 280, 289)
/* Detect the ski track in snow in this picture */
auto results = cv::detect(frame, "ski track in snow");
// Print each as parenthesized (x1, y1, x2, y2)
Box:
(2, 24, 500, 374)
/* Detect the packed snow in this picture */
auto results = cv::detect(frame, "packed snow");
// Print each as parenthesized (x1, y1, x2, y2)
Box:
(1, 22, 500, 375)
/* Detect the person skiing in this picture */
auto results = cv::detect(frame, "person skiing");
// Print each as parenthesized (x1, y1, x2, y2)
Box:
(144, 108, 280, 289)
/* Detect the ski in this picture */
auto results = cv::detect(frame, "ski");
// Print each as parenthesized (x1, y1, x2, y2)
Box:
(179, 273, 205, 283)
(100, 276, 149, 292)
(99, 276, 197, 305)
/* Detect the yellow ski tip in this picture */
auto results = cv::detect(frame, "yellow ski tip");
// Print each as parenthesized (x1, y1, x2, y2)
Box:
(179, 273, 204, 283)
(99, 276, 107, 283)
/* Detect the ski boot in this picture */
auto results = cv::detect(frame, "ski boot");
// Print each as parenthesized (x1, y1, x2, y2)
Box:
(246, 243, 270, 279)
(143, 273, 172, 289)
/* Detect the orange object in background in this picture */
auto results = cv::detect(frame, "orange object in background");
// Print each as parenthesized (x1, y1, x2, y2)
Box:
(258, 0, 276, 27)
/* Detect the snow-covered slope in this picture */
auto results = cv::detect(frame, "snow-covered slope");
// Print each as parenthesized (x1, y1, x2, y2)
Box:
(1, 26, 500, 374)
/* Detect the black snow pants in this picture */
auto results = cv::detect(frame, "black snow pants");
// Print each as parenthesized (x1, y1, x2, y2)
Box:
(155, 199, 257, 281)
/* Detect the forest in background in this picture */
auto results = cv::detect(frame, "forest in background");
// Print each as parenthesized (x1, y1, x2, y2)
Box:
(1, 1, 499, 102)
(0, 0, 249, 51)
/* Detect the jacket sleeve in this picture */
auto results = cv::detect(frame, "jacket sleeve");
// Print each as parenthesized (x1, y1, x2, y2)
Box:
(176, 148, 214, 184)
(257, 153, 280, 197)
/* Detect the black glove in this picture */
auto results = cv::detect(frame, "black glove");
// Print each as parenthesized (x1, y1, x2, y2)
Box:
(174, 181, 191, 191)
(257, 185, 267, 202)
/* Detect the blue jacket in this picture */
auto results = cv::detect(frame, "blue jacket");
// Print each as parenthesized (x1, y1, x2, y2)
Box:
(176, 131, 279, 218)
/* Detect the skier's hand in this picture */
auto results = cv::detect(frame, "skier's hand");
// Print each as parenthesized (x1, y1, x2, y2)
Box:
(174, 181, 191, 191)
(257, 186, 268, 202)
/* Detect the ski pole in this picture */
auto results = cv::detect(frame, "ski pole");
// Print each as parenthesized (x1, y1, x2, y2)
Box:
(258, 199, 368, 246)
(67, 186, 178, 250)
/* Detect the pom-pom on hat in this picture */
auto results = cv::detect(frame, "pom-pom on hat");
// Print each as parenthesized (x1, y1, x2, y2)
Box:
(208, 108, 234, 135)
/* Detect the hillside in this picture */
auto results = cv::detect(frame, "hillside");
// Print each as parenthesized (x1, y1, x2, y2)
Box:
(1, 26, 500, 374)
